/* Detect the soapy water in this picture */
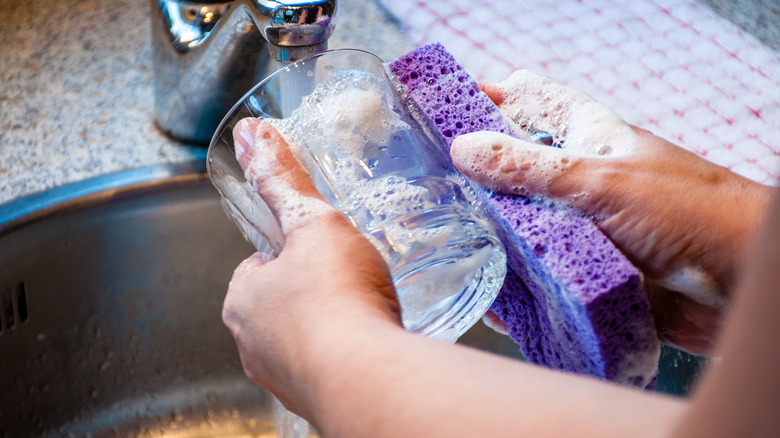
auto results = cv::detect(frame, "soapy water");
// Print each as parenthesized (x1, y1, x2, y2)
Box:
(227, 64, 508, 438)
(220, 64, 508, 438)
(265, 66, 506, 338)
(273, 396, 314, 437)
(255, 63, 507, 438)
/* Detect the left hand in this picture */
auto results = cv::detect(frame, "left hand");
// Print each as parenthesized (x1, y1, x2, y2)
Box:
(221, 117, 402, 418)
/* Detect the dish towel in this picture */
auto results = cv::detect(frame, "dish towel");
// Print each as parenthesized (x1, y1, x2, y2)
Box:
(377, 0, 779, 185)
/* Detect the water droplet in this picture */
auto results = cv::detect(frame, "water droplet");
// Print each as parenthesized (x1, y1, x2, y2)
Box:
(249, 95, 261, 111)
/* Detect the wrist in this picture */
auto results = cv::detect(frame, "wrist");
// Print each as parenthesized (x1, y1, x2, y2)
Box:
(722, 181, 774, 293)
(299, 317, 405, 429)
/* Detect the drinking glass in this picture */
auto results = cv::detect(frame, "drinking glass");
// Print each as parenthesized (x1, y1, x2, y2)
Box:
(207, 49, 506, 342)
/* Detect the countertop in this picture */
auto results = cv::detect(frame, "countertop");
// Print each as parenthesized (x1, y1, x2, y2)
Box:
(0, 0, 415, 205)
(1, 0, 776, 206)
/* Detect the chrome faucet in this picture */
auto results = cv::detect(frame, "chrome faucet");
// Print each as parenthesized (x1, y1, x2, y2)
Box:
(151, 0, 338, 144)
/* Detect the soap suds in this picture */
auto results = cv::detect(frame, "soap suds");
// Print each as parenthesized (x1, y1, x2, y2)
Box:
(656, 265, 726, 308)
(496, 70, 639, 156)
(270, 68, 461, 263)
(262, 64, 506, 334)
(451, 70, 641, 199)
(451, 131, 570, 197)
(274, 68, 409, 158)
(236, 119, 336, 234)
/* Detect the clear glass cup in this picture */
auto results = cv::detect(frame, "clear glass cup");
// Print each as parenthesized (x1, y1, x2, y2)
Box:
(207, 49, 506, 342)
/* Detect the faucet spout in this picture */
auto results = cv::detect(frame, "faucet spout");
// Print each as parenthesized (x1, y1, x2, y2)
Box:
(151, 0, 338, 143)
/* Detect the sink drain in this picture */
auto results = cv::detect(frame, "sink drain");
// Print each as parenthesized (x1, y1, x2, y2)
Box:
(1, 282, 28, 334)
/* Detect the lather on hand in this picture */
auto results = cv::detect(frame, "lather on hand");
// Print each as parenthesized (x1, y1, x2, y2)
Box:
(450, 70, 773, 355)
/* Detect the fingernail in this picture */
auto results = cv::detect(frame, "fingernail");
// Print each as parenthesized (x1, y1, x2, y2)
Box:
(233, 118, 256, 160)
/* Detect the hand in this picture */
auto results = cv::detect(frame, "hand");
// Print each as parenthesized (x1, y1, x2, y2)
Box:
(221, 117, 401, 417)
(224, 117, 686, 436)
(450, 70, 773, 355)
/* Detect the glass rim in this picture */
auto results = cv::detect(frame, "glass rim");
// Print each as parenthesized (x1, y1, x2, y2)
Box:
(207, 48, 384, 151)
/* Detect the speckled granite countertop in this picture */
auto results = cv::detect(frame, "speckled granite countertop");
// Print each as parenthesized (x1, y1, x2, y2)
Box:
(0, 0, 414, 205)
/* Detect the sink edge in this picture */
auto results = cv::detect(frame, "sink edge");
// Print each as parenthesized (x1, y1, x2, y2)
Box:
(0, 160, 208, 235)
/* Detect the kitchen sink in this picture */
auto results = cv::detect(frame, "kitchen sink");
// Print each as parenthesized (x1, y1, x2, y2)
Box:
(0, 161, 704, 437)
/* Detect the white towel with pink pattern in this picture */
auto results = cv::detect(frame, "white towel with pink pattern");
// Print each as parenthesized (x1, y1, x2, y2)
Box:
(377, 0, 779, 185)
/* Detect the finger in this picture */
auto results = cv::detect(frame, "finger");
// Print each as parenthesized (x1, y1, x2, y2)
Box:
(233, 117, 339, 234)
(451, 130, 605, 207)
(223, 252, 271, 338)
(645, 283, 724, 356)
(233, 117, 323, 202)
(480, 83, 506, 106)
(233, 117, 262, 170)
(481, 310, 508, 335)
(451, 131, 557, 195)
(494, 70, 639, 156)
(226, 252, 273, 317)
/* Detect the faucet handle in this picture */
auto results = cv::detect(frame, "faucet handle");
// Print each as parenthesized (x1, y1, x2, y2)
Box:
(156, 0, 336, 54)
(255, 0, 338, 59)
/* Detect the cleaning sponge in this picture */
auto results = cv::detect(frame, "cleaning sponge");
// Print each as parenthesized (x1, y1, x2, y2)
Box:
(388, 43, 660, 388)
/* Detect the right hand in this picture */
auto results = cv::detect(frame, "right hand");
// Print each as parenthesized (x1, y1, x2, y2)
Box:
(451, 70, 774, 355)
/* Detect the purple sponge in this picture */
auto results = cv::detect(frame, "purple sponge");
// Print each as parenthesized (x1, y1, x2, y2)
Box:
(389, 43, 660, 388)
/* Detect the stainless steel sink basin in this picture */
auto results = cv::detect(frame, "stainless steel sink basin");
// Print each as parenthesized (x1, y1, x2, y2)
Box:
(0, 161, 705, 437)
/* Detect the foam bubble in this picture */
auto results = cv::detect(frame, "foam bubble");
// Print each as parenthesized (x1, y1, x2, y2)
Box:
(268, 67, 460, 264)
(497, 70, 639, 157)
(243, 129, 335, 234)
(274, 69, 409, 161)
(451, 131, 569, 196)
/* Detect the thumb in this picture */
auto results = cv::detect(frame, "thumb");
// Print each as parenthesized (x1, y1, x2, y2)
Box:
(451, 130, 606, 209)
(232, 117, 341, 235)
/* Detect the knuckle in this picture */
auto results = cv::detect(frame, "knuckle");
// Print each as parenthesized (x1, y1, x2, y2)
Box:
(241, 362, 258, 383)
(221, 299, 240, 333)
